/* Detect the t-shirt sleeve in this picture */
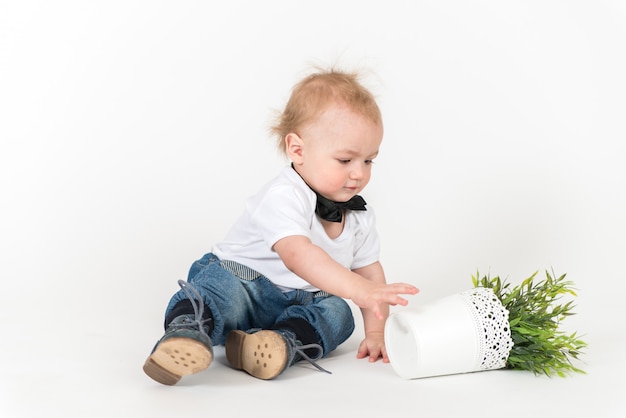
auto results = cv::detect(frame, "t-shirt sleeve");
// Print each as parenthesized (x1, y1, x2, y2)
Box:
(248, 184, 313, 249)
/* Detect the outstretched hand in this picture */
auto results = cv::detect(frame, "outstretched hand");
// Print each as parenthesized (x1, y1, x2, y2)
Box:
(352, 281, 419, 320)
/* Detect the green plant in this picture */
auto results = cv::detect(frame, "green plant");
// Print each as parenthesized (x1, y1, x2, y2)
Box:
(472, 270, 587, 377)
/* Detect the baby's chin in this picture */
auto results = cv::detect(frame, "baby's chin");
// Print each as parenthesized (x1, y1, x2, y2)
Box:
(333, 190, 362, 202)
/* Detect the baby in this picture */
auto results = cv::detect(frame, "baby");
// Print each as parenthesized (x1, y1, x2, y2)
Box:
(143, 68, 419, 385)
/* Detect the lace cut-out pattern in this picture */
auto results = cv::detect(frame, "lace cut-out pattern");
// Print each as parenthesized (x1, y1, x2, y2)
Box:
(460, 287, 514, 371)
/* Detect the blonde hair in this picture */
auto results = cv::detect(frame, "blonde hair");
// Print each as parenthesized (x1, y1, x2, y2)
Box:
(270, 68, 382, 154)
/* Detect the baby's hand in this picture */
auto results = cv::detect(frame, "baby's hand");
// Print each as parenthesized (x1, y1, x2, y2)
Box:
(353, 282, 419, 320)
(357, 332, 389, 363)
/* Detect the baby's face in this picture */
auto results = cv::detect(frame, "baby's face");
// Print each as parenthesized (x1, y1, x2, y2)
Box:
(294, 103, 383, 202)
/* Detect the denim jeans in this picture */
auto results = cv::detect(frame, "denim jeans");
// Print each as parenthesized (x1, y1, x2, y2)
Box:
(165, 253, 355, 357)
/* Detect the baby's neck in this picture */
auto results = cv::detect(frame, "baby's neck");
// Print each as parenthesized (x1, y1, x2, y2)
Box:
(320, 216, 344, 239)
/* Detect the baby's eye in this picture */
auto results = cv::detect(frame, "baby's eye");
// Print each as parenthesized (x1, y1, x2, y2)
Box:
(365, 159, 375, 165)
(338, 159, 351, 164)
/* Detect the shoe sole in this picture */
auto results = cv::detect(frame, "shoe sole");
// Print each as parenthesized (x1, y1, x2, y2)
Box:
(143, 337, 213, 385)
(225, 330, 288, 380)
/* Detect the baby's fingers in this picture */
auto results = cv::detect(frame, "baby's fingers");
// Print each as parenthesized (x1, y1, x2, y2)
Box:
(394, 283, 419, 295)
(371, 303, 385, 320)
(386, 283, 419, 305)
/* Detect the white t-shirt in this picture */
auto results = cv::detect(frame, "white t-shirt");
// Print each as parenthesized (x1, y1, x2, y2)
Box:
(212, 165, 380, 292)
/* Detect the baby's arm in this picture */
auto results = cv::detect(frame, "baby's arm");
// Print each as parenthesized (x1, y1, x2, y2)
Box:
(353, 262, 393, 362)
(272, 235, 418, 321)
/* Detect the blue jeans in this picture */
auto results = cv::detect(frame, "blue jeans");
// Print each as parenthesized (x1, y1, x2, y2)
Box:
(165, 253, 355, 357)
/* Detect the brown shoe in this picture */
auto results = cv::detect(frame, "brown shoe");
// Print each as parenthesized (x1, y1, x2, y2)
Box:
(143, 315, 214, 385)
(143, 280, 213, 385)
(225, 329, 330, 380)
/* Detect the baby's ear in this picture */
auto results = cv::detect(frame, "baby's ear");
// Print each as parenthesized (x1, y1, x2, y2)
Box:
(285, 133, 304, 163)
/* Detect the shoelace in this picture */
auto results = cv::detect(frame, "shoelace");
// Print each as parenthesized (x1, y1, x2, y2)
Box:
(170, 280, 212, 337)
(285, 336, 332, 374)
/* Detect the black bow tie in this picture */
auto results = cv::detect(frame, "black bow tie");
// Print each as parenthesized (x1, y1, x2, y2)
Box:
(290, 164, 367, 222)
(314, 191, 367, 223)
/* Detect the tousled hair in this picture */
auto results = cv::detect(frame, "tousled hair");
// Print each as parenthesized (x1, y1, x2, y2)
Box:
(270, 68, 382, 154)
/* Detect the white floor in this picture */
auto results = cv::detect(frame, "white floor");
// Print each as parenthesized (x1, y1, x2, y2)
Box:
(1, 299, 623, 418)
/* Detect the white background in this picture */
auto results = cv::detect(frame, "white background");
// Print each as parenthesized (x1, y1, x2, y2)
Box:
(1, 1, 625, 417)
